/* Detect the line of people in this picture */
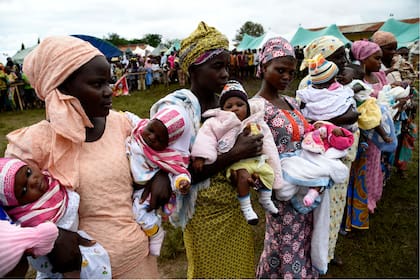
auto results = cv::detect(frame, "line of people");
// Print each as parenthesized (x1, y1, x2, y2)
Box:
(0, 21, 418, 279)
(111, 50, 186, 94)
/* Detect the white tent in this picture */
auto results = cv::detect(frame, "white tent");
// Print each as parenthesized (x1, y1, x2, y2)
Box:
(133, 45, 155, 57)
(133, 46, 145, 56)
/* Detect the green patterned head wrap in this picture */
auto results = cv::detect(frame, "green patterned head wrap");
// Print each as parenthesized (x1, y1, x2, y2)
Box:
(179, 21, 229, 75)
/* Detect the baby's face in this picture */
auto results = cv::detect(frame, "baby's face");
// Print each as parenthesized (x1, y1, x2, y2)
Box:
(337, 68, 354, 85)
(222, 96, 248, 121)
(14, 163, 48, 205)
(141, 119, 169, 151)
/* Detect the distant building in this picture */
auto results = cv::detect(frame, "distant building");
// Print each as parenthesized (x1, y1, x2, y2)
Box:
(309, 18, 419, 42)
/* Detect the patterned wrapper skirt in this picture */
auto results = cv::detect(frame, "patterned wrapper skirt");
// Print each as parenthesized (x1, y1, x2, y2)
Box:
(184, 172, 255, 279)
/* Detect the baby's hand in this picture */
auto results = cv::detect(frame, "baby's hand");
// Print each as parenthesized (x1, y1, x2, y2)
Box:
(178, 180, 191, 195)
(332, 127, 344, 136)
(383, 136, 393, 143)
(192, 158, 205, 173)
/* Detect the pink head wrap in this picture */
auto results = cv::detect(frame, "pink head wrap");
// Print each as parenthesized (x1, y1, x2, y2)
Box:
(257, 36, 295, 78)
(351, 40, 381, 61)
(0, 158, 26, 206)
(21, 36, 104, 189)
(153, 106, 185, 145)
(371, 31, 397, 46)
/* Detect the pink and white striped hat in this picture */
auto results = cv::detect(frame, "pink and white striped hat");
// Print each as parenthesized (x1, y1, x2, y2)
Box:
(0, 158, 26, 206)
(153, 106, 185, 145)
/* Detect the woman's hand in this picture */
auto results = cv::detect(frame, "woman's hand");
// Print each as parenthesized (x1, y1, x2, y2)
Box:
(229, 129, 264, 162)
(189, 129, 263, 184)
(47, 228, 95, 273)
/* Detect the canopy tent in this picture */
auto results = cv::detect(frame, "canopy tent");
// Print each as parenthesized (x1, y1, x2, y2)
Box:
(151, 43, 169, 56)
(71, 34, 122, 59)
(378, 18, 419, 48)
(133, 46, 143, 55)
(290, 24, 352, 47)
(12, 45, 37, 64)
(165, 39, 181, 55)
(235, 30, 285, 51)
(125, 48, 133, 55)
(132, 45, 155, 56)
(236, 34, 263, 51)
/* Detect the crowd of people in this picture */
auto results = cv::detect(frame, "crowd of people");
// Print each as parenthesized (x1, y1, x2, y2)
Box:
(0, 20, 418, 279)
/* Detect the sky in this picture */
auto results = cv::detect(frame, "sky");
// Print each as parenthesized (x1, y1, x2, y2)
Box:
(0, 0, 419, 64)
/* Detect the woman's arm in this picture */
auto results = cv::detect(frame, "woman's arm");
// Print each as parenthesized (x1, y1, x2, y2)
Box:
(47, 228, 95, 273)
(190, 130, 263, 183)
(327, 106, 360, 126)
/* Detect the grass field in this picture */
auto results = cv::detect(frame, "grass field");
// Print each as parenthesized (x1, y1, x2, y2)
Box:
(0, 79, 418, 278)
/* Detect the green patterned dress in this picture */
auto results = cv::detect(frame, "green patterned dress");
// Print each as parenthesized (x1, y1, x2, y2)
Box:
(184, 172, 255, 279)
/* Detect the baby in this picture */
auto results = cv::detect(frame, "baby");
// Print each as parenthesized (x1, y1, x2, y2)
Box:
(125, 106, 191, 255)
(338, 64, 393, 143)
(300, 121, 354, 207)
(191, 80, 281, 225)
(297, 53, 359, 130)
(0, 157, 111, 278)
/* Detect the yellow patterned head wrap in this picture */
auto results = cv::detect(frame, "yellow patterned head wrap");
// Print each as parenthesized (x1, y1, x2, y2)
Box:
(179, 21, 229, 75)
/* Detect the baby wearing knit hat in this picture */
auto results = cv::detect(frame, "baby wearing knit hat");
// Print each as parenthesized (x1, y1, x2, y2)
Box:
(296, 53, 359, 127)
(125, 106, 192, 256)
(307, 53, 339, 87)
(191, 80, 283, 225)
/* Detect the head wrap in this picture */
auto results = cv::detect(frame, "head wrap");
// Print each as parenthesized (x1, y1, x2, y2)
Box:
(0, 158, 26, 206)
(351, 40, 381, 61)
(219, 80, 249, 108)
(179, 21, 229, 74)
(22, 35, 103, 189)
(153, 106, 185, 145)
(307, 54, 339, 85)
(256, 36, 295, 78)
(300, 36, 344, 70)
(371, 31, 397, 46)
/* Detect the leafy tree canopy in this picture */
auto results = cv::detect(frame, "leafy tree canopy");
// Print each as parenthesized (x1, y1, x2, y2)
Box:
(234, 21, 265, 45)
(142, 34, 162, 47)
(103, 33, 162, 47)
(104, 33, 129, 46)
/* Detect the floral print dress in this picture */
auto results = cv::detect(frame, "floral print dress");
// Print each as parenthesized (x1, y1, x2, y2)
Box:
(255, 95, 319, 279)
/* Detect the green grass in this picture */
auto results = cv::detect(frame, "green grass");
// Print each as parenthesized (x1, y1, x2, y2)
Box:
(1, 79, 418, 279)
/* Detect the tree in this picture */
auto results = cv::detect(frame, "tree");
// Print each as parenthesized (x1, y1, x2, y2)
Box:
(234, 21, 265, 46)
(142, 34, 162, 47)
(21, 43, 25, 50)
(103, 33, 129, 46)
